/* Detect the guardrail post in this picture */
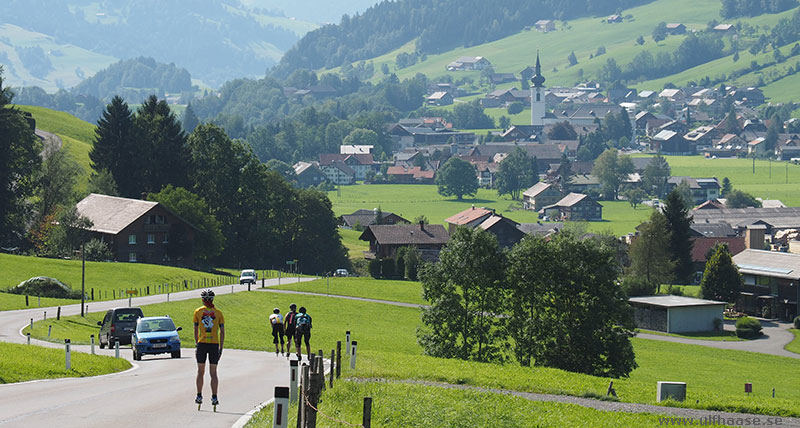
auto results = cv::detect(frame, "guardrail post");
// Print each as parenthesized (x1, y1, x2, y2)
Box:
(65, 339, 71, 370)
(289, 359, 298, 403)
(115, 340, 120, 358)
(350, 341, 357, 370)
(91, 334, 95, 354)
(273, 386, 289, 428)
(336, 341, 341, 378)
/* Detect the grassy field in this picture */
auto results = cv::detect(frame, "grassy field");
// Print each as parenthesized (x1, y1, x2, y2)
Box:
(787, 329, 800, 355)
(272, 277, 426, 305)
(0, 254, 233, 306)
(328, 184, 651, 235)
(18, 105, 95, 190)
(25, 287, 800, 417)
(246, 380, 684, 428)
(634, 155, 800, 207)
(338, 228, 370, 260)
(0, 292, 78, 311)
(0, 341, 131, 383)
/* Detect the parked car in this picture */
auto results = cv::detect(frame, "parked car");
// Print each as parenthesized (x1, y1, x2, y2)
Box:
(240, 269, 257, 285)
(98, 307, 144, 348)
(334, 268, 349, 277)
(132, 316, 182, 360)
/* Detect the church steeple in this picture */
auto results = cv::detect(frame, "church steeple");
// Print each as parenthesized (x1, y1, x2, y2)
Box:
(531, 51, 546, 88)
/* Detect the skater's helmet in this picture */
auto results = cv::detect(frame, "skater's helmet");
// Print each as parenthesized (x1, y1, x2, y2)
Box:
(273, 307, 280, 314)
(200, 289, 215, 302)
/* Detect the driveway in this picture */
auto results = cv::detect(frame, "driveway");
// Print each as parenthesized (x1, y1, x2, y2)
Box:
(0, 278, 315, 428)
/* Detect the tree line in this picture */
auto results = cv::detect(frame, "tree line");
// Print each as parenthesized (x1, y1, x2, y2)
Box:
(272, 0, 652, 77)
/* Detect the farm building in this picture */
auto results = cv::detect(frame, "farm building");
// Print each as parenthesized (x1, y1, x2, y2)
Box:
(446, 56, 492, 71)
(629, 296, 726, 333)
(340, 209, 410, 229)
(541, 193, 602, 221)
(535, 20, 555, 32)
(359, 223, 449, 261)
(522, 182, 564, 212)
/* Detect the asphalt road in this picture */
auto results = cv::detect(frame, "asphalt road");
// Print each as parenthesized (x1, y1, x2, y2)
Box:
(0, 278, 314, 428)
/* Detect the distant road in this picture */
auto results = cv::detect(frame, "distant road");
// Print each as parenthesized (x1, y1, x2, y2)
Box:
(0, 278, 314, 428)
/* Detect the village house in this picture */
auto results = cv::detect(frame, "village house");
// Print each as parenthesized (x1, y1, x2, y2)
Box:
(75, 193, 198, 266)
(667, 177, 720, 205)
(385, 166, 435, 184)
(444, 207, 524, 248)
(293, 162, 328, 188)
(535, 19, 556, 32)
(359, 223, 449, 261)
(541, 192, 602, 221)
(490, 72, 517, 85)
(776, 134, 800, 160)
(733, 247, 800, 320)
(320, 162, 355, 185)
(607, 14, 622, 23)
(340, 209, 410, 229)
(426, 91, 454, 106)
(665, 23, 687, 34)
(651, 130, 695, 155)
(446, 56, 492, 71)
(691, 206, 800, 236)
(319, 153, 377, 181)
(522, 182, 565, 211)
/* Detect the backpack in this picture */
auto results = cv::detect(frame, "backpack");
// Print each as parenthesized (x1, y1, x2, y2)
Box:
(296, 313, 312, 331)
(285, 311, 296, 328)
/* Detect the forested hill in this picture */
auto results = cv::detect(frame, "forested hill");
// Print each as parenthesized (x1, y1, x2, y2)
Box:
(272, 0, 653, 77)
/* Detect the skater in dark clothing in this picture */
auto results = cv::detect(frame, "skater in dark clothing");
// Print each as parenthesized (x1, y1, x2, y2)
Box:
(294, 306, 312, 361)
(283, 303, 297, 358)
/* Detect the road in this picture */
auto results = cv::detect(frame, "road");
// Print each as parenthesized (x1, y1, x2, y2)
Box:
(0, 278, 314, 428)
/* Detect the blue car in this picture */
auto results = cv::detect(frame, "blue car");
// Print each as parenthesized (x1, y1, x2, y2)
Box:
(132, 316, 182, 360)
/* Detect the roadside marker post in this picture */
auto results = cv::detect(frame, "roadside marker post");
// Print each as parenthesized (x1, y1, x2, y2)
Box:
(330, 349, 335, 388)
(346, 331, 351, 356)
(30, 318, 33, 331)
(43, 311, 46, 320)
(27, 333, 30, 345)
(91, 334, 95, 354)
(350, 341, 357, 370)
(57, 306, 61, 320)
(38, 296, 40, 307)
(336, 341, 342, 378)
(289, 360, 298, 403)
(48, 325, 51, 337)
(115, 340, 120, 359)
(167, 292, 170, 302)
(272, 386, 289, 428)
(363, 397, 372, 428)
(65, 339, 71, 370)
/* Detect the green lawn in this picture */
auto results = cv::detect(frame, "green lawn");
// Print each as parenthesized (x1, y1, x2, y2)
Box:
(634, 155, 800, 207)
(328, 184, 651, 235)
(272, 277, 426, 305)
(24, 288, 800, 417)
(0, 254, 233, 306)
(657, 285, 701, 297)
(0, 292, 77, 311)
(338, 228, 369, 260)
(0, 341, 131, 383)
(786, 329, 800, 355)
(246, 380, 684, 428)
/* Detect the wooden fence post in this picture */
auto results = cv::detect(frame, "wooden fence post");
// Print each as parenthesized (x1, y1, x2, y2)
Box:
(362, 397, 372, 428)
(336, 341, 341, 378)
(329, 349, 335, 389)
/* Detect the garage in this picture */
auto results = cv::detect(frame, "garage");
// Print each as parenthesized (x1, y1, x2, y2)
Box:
(629, 295, 727, 333)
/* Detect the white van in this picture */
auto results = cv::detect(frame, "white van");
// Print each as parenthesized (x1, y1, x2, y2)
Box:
(239, 269, 257, 285)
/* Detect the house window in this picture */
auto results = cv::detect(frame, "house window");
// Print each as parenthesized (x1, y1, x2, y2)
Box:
(163, 234, 169, 244)
(536, 91, 541, 102)
(147, 234, 155, 244)
(129, 252, 137, 262)
(129, 234, 136, 245)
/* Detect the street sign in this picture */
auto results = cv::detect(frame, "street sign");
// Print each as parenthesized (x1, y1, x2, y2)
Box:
(286, 260, 295, 265)
(126, 290, 138, 295)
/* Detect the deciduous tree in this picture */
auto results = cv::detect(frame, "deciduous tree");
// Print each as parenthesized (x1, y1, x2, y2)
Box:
(507, 232, 637, 377)
(592, 148, 634, 200)
(494, 147, 537, 200)
(700, 243, 743, 303)
(628, 210, 674, 290)
(435, 157, 477, 200)
(418, 227, 506, 362)
(642, 152, 671, 198)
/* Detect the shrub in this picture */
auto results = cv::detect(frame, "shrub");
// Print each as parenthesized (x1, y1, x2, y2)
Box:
(6, 277, 82, 298)
(381, 258, 396, 278)
(404, 248, 423, 281)
(507, 102, 524, 115)
(368, 259, 381, 278)
(620, 276, 655, 297)
(735, 316, 763, 339)
(794, 315, 800, 330)
(84, 238, 112, 261)
(668, 285, 684, 296)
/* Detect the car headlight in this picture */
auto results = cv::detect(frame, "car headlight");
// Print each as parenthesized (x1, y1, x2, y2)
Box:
(169, 336, 180, 343)
(136, 337, 146, 344)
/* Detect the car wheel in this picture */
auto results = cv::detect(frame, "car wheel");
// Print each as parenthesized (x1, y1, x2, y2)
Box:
(133, 350, 140, 361)
(171, 350, 181, 358)
(99, 338, 105, 349)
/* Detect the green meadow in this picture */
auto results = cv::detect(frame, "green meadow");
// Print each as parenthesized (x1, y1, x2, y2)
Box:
(272, 276, 426, 305)
(24, 287, 800, 417)
(0, 341, 131, 383)
(329, 184, 652, 235)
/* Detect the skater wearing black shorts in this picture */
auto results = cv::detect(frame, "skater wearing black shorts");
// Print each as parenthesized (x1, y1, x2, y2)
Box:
(294, 306, 312, 361)
(269, 307, 285, 356)
(284, 303, 297, 358)
(193, 289, 224, 407)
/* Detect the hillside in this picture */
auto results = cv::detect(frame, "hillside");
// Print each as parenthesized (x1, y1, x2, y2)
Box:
(17, 105, 95, 190)
(0, 0, 318, 88)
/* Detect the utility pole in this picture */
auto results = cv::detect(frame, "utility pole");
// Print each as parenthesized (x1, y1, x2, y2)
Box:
(81, 239, 86, 317)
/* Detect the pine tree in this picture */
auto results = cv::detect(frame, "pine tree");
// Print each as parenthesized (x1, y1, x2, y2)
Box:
(628, 210, 674, 290)
(663, 189, 694, 284)
(136, 95, 191, 193)
(183, 103, 199, 133)
(90, 96, 141, 197)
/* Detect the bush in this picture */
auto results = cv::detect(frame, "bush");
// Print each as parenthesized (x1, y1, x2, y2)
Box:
(404, 248, 423, 281)
(368, 259, 381, 278)
(735, 316, 763, 339)
(794, 315, 800, 330)
(507, 102, 524, 115)
(6, 277, 82, 298)
(381, 258, 396, 278)
(84, 238, 112, 261)
(621, 276, 655, 297)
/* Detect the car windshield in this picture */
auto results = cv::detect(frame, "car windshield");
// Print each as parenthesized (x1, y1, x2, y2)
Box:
(114, 309, 142, 322)
(137, 319, 176, 333)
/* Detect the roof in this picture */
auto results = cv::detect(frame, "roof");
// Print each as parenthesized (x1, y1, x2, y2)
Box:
(629, 295, 727, 308)
(293, 161, 314, 175)
(692, 207, 800, 229)
(653, 130, 678, 141)
(733, 249, 800, 280)
(340, 209, 409, 228)
(478, 215, 519, 231)
(690, 222, 736, 237)
(444, 207, 493, 225)
(359, 224, 449, 246)
(690, 236, 746, 263)
(518, 222, 563, 235)
(553, 192, 592, 207)
(76, 194, 159, 235)
(427, 91, 450, 100)
(659, 89, 682, 98)
(523, 182, 553, 198)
